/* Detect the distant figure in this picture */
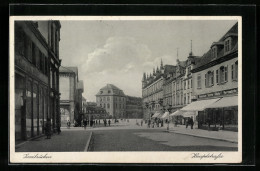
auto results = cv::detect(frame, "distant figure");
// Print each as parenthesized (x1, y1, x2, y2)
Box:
(186, 118, 190, 129)
(99, 120, 100, 125)
(108, 119, 111, 126)
(141, 120, 143, 126)
(104, 119, 107, 127)
(83, 119, 87, 130)
(190, 118, 194, 129)
(57, 122, 61, 135)
(67, 120, 71, 129)
(45, 118, 52, 139)
(148, 119, 151, 128)
(161, 120, 164, 127)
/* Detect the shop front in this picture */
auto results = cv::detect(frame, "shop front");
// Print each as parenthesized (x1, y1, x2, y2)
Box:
(202, 96, 238, 132)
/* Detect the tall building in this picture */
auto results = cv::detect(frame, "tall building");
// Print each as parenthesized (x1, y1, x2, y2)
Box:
(59, 66, 84, 126)
(14, 20, 61, 141)
(96, 84, 126, 118)
(142, 59, 175, 120)
(125, 96, 143, 118)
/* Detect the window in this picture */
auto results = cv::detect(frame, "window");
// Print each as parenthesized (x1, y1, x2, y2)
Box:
(107, 103, 110, 109)
(225, 39, 231, 53)
(184, 93, 186, 104)
(187, 94, 190, 104)
(219, 66, 228, 83)
(188, 79, 190, 89)
(107, 97, 110, 101)
(224, 66, 228, 82)
(184, 81, 186, 90)
(211, 47, 217, 58)
(197, 74, 201, 89)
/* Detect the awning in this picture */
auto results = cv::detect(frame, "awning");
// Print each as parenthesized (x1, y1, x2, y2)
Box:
(152, 111, 161, 118)
(181, 98, 220, 111)
(170, 110, 184, 116)
(161, 112, 169, 119)
(183, 111, 196, 117)
(206, 96, 238, 108)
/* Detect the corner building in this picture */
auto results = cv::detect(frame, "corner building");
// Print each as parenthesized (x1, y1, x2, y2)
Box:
(96, 84, 126, 119)
(15, 21, 61, 141)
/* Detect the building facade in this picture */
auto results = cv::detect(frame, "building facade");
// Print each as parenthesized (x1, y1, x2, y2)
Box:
(59, 66, 84, 126)
(125, 96, 143, 119)
(15, 20, 61, 141)
(142, 60, 175, 120)
(96, 84, 126, 119)
(191, 22, 238, 131)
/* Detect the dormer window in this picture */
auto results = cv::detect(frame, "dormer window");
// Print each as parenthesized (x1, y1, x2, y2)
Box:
(211, 47, 217, 58)
(100, 91, 103, 94)
(224, 38, 231, 54)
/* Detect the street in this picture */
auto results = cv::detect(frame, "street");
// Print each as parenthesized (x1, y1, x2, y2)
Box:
(16, 122, 237, 152)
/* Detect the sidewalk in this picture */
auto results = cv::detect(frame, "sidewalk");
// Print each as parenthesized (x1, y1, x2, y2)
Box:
(168, 124, 238, 143)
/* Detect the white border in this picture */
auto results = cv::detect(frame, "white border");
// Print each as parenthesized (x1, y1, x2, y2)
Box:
(9, 16, 242, 164)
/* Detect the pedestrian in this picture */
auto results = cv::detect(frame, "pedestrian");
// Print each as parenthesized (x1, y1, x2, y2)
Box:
(45, 118, 52, 139)
(84, 119, 87, 130)
(161, 120, 164, 127)
(186, 118, 190, 129)
(96, 120, 98, 125)
(108, 119, 111, 126)
(141, 120, 143, 126)
(67, 120, 71, 129)
(57, 122, 61, 135)
(148, 119, 151, 128)
(190, 118, 194, 129)
(99, 119, 100, 125)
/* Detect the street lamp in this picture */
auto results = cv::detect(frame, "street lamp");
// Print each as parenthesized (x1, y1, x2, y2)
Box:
(167, 104, 172, 132)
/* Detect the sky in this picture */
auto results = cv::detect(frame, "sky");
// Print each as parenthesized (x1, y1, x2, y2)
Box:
(59, 19, 237, 102)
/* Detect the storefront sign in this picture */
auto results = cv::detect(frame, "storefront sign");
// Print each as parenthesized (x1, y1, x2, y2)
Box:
(198, 88, 238, 99)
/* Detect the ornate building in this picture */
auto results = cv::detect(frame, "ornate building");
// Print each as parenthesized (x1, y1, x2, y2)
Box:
(15, 21, 61, 141)
(125, 96, 143, 119)
(142, 60, 175, 120)
(96, 84, 126, 118)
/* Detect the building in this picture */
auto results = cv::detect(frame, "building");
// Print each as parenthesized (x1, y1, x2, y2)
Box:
(84, 104, 108, 121)
(142, 60, 175, 120)
(183, 22, 238, 131)
(125, 96, 143, 118)
(59, 66, 84, 126)
(15, 20, 61, 141)
(96, 84, 126, 119)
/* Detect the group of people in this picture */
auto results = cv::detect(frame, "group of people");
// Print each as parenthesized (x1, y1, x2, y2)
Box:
(146, 119, 164, 128)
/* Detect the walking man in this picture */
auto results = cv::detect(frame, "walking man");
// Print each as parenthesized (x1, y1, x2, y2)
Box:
(108, 119, 111, 126)
(190, 118, 194, 129)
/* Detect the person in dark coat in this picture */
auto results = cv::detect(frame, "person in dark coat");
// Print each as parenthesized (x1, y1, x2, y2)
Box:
(108, 119, 111, 126)
(83, 119, 87, 130)
(57, 122, 61, 135)
(45, 118, 52, 139)
(190, 118, 194, 129)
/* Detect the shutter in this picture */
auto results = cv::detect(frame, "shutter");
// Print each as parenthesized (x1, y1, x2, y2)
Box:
(212, 71, 214, 86)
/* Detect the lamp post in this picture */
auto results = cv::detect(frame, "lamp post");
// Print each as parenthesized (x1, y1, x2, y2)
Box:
(167, 104, 172, 132)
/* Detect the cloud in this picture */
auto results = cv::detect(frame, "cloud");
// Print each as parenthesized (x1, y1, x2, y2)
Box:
(79, 36, 155, 101)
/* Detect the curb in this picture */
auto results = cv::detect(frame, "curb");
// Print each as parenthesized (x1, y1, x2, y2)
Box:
(84, 131, 93, 151)
(169, 130, 238, 144)
(15, 134, 46, 148)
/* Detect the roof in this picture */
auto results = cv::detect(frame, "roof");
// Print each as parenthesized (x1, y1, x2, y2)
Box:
(193, 22, 238, 70)
(96, 84, 125, 96)
(59, 66, 78, 74)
